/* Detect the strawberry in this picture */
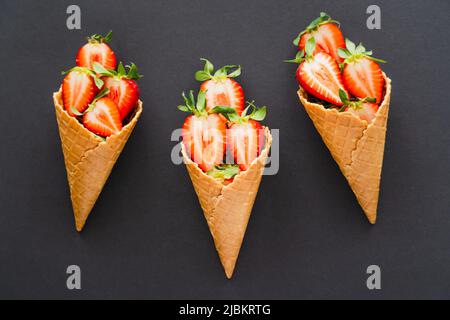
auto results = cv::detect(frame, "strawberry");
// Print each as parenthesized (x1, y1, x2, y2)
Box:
(76, 31, 117, 70)
(339, 89, 379, 123)
(287, 37, 348, 106)
(195, 58, 245, 115)
(293, 12, 345, 63)
(224, 102, 266, 171)
(338, 39, 386, 103)
(178, 90, 227, 172)
(81, 90, 123, 137)
(94, 62, 142, 120)
(61, 67, 103, 116)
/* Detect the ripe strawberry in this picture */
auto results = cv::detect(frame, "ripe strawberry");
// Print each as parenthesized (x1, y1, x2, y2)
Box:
(294, 12, 345, 63)
(61, 67, 103, 116)
(224, 102, 267, 171)
(195, 58, 245, 115)
(178, 90, 227, 172)
(338, 39, 386, 103)
(76, 31, 117, 70)
(94, 62, 142, 120)
(287, 38, 348, 106)
(339, 89, 379, 122)
(82, 91, 123, 137)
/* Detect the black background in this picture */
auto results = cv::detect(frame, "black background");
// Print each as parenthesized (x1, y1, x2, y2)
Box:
(0, 0, 449, 299)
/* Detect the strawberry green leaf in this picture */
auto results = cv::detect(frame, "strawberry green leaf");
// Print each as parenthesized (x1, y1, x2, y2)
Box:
(227, 65, 241, 78)
(250, 106, 267, 121)
(364, 97, 377, 103)
(339, 89, 349, 104)
(207, 164, 240, 181)
(338, 48, 350, 59)
(93, 76, 104, 89)
(345, 38, 356, 54)
(117, 62, 126, 76)
(368, 56, 387, 64)
(103, 30, 113, 43)
(305, 37, 316, 57)
(200, 58, 214, 74)
(284, 50, 305, 64)
(195, 71, 212, 81)
(70, 106, 85, 116)
(93, 62, 114, 76)
(126, 63, 143, 80)
(209, 106, 237, 115)
(177, 105, 190, 112)
(196, 90, 206, 112)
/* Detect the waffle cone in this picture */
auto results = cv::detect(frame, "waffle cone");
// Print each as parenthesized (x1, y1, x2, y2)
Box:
(182, 127, 272, 279)
(53, 88, 143, 231)
(298, 74, 391, 224)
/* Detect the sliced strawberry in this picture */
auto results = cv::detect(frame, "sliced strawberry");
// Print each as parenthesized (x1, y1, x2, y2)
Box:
(293, 38, 348, 106)
(339, 39, 386, 103)
(339, 89, 379, 122)
(227, 120, 264, 171)
(182, 114, 226, 172)
(95, 62, 142, 120)
(179, 90, 227, 172)
(201, 78, 244, 114)
(294, 12, 345, 63)
(195, 58, 244, 114)
(82, 97, 122, 137)
(218, 101, 267, 171)
(62, 67, 100, 116)
(76, 31, 117, 70)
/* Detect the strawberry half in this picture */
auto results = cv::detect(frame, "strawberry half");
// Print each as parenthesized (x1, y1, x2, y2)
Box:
(339, 89, 379, 123)
(287, 38, 348, 106)
(82, 91, 123, 137)
(294, 12, 345, 63)
(195, 58, 245, 115)
(61, 67, 103, 117)
(94, 62, 142, 120)
(223, 102, 267, 171)
(178, 90, 227, 172)
(76, 31, 117, 70)
(338, 39, 386, 104)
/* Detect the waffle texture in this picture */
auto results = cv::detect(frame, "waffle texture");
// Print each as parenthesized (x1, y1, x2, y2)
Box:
(298, 74, 391, 224)
(182, 127, 272, 278)
(53, 89, 143, 231)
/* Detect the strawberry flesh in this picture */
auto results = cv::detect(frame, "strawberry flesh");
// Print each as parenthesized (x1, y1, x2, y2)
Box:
(346, 102, 379, 123)
(343, 57, 384, 104)
(227, 120, 264, 171)
(200, 78, 244, 115)
(297, 52, 348, 106)
(82, 97, 123, 137)
(76, 43, 117, 70)
(299, 23, 345, 63)
(182, 114, 226, 172)
(62, 70, 98, 116)
(103, 76, 140, 120)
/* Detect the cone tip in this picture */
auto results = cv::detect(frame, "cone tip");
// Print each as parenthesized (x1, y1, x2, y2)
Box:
(367, 214, 377, 225)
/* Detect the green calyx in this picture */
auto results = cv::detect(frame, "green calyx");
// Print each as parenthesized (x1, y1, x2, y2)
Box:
(70, 88, 110, 116)
(285, 37, 316, 64)
(93, 62, 142, 80)
(293, 12, 339, 46)
(87, 30, 112, 44)
(338, 38, 387, 65)
(195, 58, 241, 82)
(212, 100, 267, 124)
(62, 66, 104, 90)
(338, 89, 376, 112)
(207, 164, 240, 181)
(177, 90, 209, 117)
